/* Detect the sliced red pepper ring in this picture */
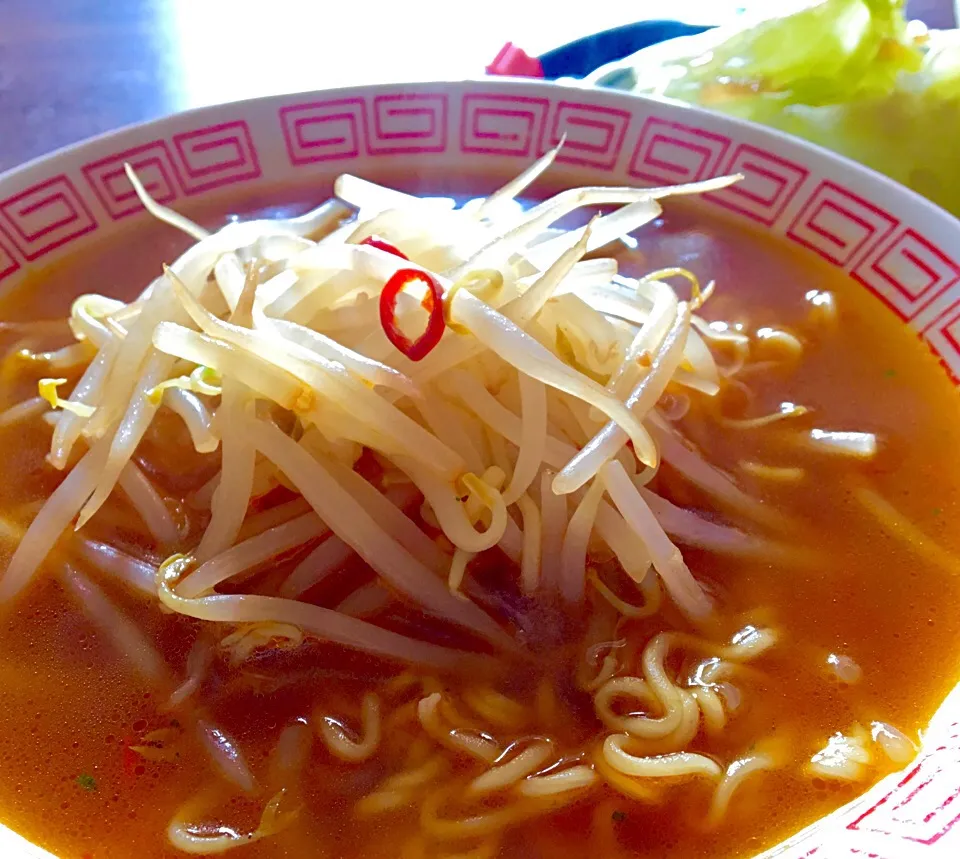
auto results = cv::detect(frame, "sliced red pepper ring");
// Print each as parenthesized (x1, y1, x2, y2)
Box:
(379, 268, 446, 362)
(360, 235, 409, 260)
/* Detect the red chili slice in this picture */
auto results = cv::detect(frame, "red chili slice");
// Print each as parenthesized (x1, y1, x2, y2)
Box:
(360, 235, 408, 260)
(379, 268, 445, 362)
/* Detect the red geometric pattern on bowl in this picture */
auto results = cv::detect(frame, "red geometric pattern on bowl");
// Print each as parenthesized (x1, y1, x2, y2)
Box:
(787, 181, 899, 268)
(0, 175, 98, 261)
(848, 726, 960, 845)
(0, 227, 19, 283)
(547, 101, 630, 170)
(918, 286, 960, 381)
(705, 143, 809, 226)
(368, 93, 448, 155)
(460, 93, 549, 158)
(81, 141, 180, 221)
(850, 229, 960, 322)
(280, 98, 366, 165)
(628, 116, 731, 184)
(171, 121, 261, 195)
(801, 850, 891, 858)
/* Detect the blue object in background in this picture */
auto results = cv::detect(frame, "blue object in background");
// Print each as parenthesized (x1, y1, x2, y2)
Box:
(537, 20, 712, 80)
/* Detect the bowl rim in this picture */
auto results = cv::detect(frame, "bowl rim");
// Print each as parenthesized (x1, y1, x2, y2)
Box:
(1, 76, 957, 231)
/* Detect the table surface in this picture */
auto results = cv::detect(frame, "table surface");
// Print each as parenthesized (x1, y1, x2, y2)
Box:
(0, 0, 955, 173)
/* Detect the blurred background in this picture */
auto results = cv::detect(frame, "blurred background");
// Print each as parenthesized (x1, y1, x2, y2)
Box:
(0, 0, 954, 172)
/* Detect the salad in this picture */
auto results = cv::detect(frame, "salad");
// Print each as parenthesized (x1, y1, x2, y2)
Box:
(585, 0, 960, 217)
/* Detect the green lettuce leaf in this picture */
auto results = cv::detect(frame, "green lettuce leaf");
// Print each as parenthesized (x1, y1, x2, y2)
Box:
(591, 0, 960, 216)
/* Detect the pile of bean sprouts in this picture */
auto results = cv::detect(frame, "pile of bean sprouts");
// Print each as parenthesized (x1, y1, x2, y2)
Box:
(0, 145, 753, 647)
(0, 146, 920, 854)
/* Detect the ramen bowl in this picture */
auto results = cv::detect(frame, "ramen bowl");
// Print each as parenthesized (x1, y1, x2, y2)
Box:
(0, 79, 959, 859)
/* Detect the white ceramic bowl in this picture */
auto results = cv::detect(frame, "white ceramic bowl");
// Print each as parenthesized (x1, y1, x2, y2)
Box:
(2, 79, 960, 859)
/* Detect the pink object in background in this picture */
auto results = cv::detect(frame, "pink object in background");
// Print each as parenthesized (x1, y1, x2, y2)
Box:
(486, 42, 545, 78)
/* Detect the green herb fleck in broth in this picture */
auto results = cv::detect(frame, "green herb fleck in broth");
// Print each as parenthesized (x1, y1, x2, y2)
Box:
(76, 773, 97, 791)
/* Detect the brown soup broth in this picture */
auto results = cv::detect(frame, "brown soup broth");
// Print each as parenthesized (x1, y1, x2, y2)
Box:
(0, 177, 959, 859)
